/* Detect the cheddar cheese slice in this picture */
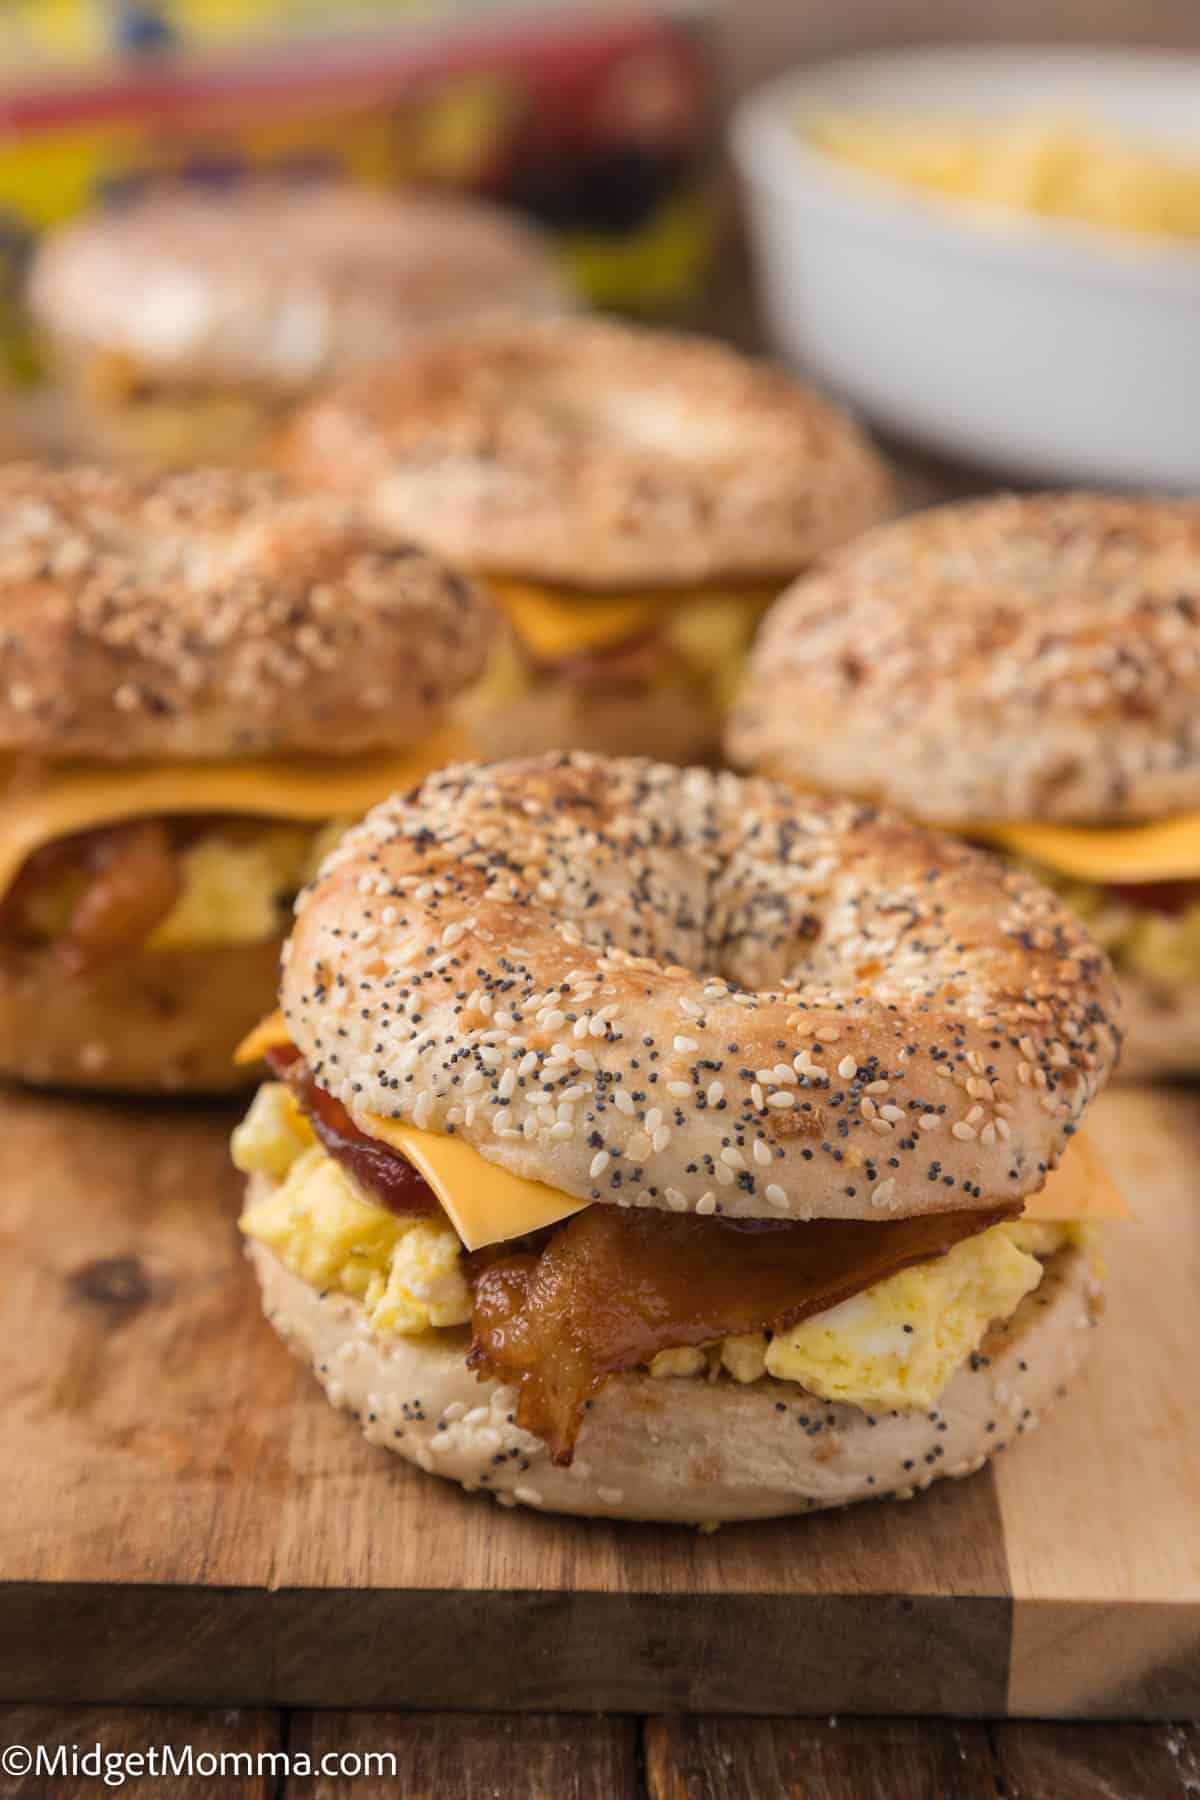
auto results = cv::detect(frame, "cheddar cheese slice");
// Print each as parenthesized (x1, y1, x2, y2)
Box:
(972, 815, 1200, 885)
(363, 1117, 1126, 1246)
(489, 578, 663, 661)
(760, 768, 1200, 887)
(0, 724, 474, 901)
(1021, 1133, 1129, 1220)
(487, 577, 777, 663)
(235, 1010, 291, 1066)
(236, 1011, 1127, 1235)
(362, 1114, 591, 1252)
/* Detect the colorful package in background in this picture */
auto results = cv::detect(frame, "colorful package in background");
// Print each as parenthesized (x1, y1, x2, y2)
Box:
(0, 1, 718, 384)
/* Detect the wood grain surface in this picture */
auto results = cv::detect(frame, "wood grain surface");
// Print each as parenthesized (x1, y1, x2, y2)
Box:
(0, 1081, 1195, 1716)
(999, 1090, 1200, 1718)
(0, 1706, 279, 1799)
(293, 1713, 639, 1800)
(1, 1709, 1196, 1798)
(643, 1716, 997, 1800)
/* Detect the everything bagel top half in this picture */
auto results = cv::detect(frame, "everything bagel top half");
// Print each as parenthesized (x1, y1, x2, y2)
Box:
(0, 463, 491, 1094)
(234, 753, 1125, 1524)
(276, 316, 892, 764)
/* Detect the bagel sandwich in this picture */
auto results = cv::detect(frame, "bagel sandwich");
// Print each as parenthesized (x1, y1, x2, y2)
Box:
(28, 182, 573, 467)
(276, 317, 892, 765)
(727, 493, 1200, 1082)
(0, 464, 492, 1093)
(232, 755, 1123, 1523)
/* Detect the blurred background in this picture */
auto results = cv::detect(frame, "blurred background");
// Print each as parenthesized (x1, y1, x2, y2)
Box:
(2, 0, 1199, 483)
(721, 2, 1200, 95)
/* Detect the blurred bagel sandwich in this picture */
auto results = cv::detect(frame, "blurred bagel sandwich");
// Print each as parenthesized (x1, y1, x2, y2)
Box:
(728, 492, 1200, 1081)
(278, 315, 892, 764)
(0, 464, 491, 1091)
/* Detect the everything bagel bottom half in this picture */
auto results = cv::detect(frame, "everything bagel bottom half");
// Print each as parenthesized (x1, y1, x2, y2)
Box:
(0, 937, 281, 1093)
(246, 1229, 1096, 1523)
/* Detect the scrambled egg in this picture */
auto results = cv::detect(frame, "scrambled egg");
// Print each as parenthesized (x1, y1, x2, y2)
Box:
(149, 819, 345, 950)
(652, 1219, 1083, 1408)
(746, 1225, 1065, 1409)
(234, 1081, 1080, 1407)
(808, 112, 1200, 245)
(234, 1083, 471, 1335)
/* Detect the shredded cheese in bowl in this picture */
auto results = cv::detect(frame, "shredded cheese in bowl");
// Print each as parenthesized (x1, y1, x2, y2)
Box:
(806, 112, 1200, 245)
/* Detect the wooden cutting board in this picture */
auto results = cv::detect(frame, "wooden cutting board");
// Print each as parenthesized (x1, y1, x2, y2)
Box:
(0, 1082, 1196, 1719)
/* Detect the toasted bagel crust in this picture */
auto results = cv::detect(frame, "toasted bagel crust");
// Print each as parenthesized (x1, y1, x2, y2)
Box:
(277, 317, 893, 587)
(0, 936, 279, 1092)
(30, 184, 572, 392)
(282, 755, 1120, 1223)
(0, 464, 492, 761)
(248, 1233, 1097, 1521)
(727, 493, 1200, 825)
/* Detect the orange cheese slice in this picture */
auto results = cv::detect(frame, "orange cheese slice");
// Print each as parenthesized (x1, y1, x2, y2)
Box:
(1022, 1134, 1129, 1220)
(486, 577, 776, 664)
(235, 1010, 291, 1066)
(972, 815, 1200, 885)
(488, 577, 663, 661)
(359, 1118, 1125, 1244)
(758, 768, 1200, 887)
(238, 1001, 1126, 1235)
(0, 724, 475, 902)
(361, 1114, 591, 1252)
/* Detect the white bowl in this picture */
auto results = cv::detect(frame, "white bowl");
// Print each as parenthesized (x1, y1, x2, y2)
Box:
(731, 46, 1200, 489)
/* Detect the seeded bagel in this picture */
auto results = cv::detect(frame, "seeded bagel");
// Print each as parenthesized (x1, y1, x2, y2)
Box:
(0, 464, 492, 763)
(30, 183, 573, 396)
(726, 492, 1200, 826)
(281, 754, 1121, 1224)
(277, 316, 893, 588)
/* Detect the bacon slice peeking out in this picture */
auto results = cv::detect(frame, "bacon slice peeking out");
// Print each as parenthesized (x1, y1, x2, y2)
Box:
(1105, 879, 1200, 916)
(268, 1049, 442, 1220)
(467, 1200, 1017, 1464)
(0, 820, 182, 970)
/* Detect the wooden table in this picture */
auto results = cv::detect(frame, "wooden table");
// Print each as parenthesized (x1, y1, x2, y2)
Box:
(0, 1708, 1196, 1795)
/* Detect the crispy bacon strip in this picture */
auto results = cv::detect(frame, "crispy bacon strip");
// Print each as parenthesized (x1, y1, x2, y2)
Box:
(0, 820, 181, 970)
(59, 820, 182, 972)
(272, 1051, 441, 1220)
(467, 1201, 1017, 1464)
